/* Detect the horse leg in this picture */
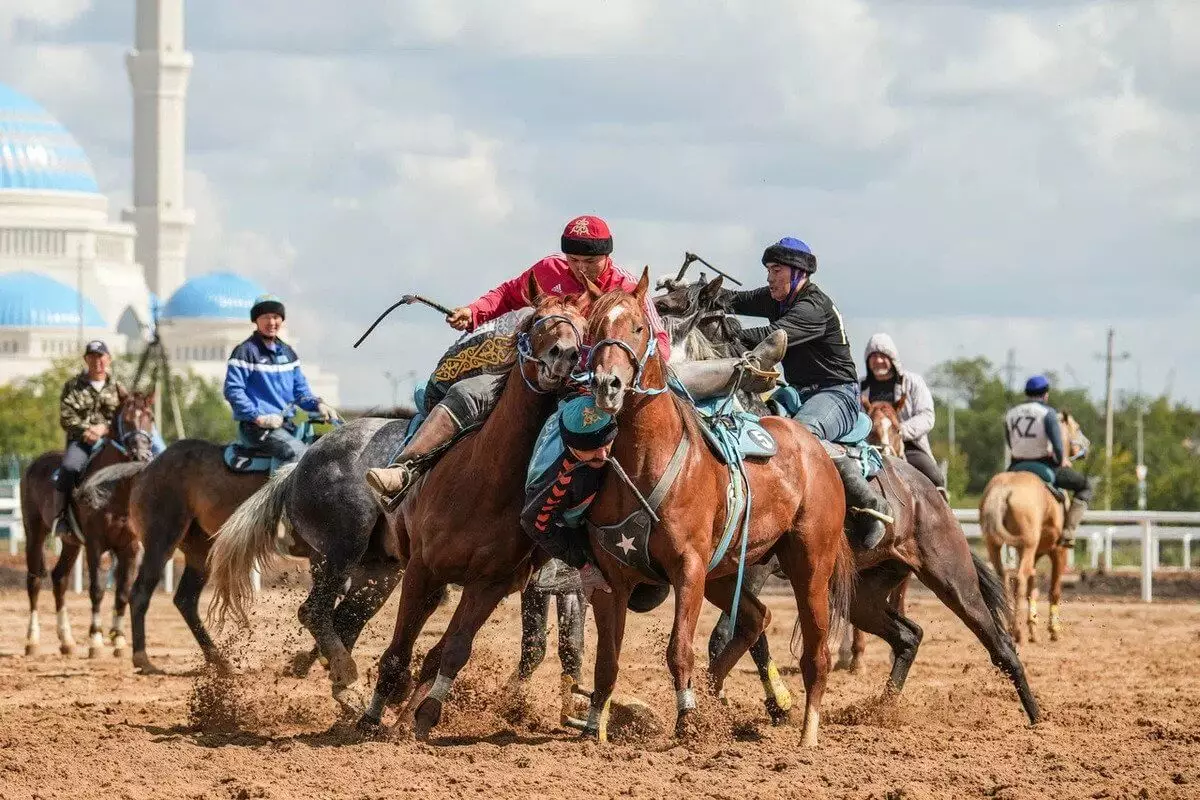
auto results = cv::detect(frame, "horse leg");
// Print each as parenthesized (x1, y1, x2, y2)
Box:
(25, 529, 47, 656)
(359, 560, 444, 730)
(707, 562, 771, 664)
(1016, 549, 1038, 644)
(985, 539, 1016, 644)
(49, 541, 82, 656)
(582, 584, 632, 743)
(1048, 546, 1066, 642)
(846, 562, 921, 694)
(174, 540, 229, 672)
(703, 575, 786, 722)
(331, 561, 403, 652)
(303, 557, 361, 706)
(773, 536, 836, 748)
(411, 579, 510, 741)
(86, 542, 106, 659)
(554, 590, 587, 725)
(130, 512, 188, 674)
(666, 559, 707, 740)
(110, 542, 139, 658)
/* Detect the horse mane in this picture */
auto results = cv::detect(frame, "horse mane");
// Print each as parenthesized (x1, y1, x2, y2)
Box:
(588, 289, 637, 328)
(78, 461, 150, 509)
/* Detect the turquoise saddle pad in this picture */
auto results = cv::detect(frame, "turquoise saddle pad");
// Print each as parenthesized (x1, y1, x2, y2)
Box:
(1009, 460, 1065, 500)
(693, 396, 777, 464)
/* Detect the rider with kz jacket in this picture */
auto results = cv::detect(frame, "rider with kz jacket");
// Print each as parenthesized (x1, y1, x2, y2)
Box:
(223, 294, 339, 465)
(721, 236, 892, 550)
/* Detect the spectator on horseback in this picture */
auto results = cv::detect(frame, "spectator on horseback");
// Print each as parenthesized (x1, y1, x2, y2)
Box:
(721, 236, 892, 550)
(365, 215, 675, 504)
(521, 394, 618, 596)
(53, 339, 125, 543)
(223, 294, 339, 466)
(1005, 375, 1095, 547)
(859, 333, 948, 496)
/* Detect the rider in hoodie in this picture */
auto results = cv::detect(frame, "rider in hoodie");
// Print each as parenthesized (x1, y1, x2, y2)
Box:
(859, 333, 947, 495)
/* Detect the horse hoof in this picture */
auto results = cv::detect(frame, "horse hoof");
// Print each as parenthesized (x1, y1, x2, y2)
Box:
(413, 697, 443, 742)
(355, 714, 384, 735)
(333, 684, 367, 716)
(328, 653, 359, 689)
(60, 644, 76, 657)
(578, 726, 601, 742)
(850, 660, 866, 676)
(88, 646, 104, 660)
(674, 711, 701, 743)
(765, 697, 791, 725)
(132, 651, 164, 675)
(832, 658, 853, 672)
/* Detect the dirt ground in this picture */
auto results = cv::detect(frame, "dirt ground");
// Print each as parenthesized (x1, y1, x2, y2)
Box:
(2, 574, 1199, 800)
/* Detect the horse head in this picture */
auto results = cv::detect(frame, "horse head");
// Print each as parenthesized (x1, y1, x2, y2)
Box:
(1058, 410, 1088, 460)
(587, 267, 659, 414)
(112, 390, 157, 462)
(863, 394, 905, 458)
(518, 272, 589, 391)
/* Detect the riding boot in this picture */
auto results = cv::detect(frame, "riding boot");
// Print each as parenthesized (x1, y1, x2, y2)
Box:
(364, 405, 461, 504)
(673, 330, 787, 399)
(1058, 498, 1087, 549)
(831, 454, 892, 550)
(51, 485, 81, 544)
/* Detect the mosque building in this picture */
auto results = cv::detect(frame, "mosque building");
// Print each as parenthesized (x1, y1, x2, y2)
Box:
(0, 0, 339, 400)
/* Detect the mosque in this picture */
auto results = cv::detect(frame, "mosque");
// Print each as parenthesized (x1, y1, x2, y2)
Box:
(0, 0, 338, 401)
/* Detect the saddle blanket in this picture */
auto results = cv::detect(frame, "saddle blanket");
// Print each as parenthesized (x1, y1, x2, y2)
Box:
(1009, 460, 1066, 501)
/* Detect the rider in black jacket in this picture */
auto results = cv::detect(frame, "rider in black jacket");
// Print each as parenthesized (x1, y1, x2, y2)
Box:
(723, 236, 891, 549)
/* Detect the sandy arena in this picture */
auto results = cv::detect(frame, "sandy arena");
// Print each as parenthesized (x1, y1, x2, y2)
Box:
(2, 576, 1199, 800)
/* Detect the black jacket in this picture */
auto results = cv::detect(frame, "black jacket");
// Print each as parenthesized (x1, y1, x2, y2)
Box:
(725, 282, 858, 389)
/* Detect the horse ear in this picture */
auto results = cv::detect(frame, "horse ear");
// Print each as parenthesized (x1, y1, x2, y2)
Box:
(526, 272, 543, 306)
(584, 275, 604, 301)
(894, 393, 907, 412)
(634, 266, 650, 302)
(699, 276, 724, 307)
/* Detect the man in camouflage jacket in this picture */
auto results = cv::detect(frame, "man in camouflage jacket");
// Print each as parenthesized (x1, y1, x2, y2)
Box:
(54, 340, 126, 542)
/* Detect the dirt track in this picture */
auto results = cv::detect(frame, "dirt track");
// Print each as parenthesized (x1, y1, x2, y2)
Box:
(2, 578, 1199, 800)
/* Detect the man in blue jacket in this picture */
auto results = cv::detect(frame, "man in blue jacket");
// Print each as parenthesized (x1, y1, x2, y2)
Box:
(223, 294, 339, 464)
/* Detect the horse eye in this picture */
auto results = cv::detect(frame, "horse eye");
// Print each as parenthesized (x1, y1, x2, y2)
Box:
(634, 325, 644, 335)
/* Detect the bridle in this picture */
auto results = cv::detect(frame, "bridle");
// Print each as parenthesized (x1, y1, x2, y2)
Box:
(108, 401, 155, 460)
(515, 312, 585, 395)
(588, 312, 668, 397)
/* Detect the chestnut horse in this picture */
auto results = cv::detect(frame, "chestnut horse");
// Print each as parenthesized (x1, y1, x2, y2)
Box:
(354, 281, 592, 739)
(585, 271, 853, 746)
(20, 392, 157, 658)
(978, 412, 1084, 644)
(656, 276, 1039, 726)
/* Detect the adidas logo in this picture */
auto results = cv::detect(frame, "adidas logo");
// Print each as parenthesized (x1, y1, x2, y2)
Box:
(552, 283, 562, 293)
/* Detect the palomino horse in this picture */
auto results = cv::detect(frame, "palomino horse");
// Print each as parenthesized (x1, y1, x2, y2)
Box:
(978, 412, 1084, 645)
(586, 271, 853, 746)
(339, 281, 593, 739)
(656, 276, 1040, 725)
(20, 392, 157, 658)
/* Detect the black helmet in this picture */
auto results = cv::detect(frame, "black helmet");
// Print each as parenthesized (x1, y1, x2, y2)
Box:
(250, 294, 285, 321)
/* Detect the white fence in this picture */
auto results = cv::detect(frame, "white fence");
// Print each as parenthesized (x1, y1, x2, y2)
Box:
(954, 508, 1200, 603)
(2, 478, 1197, 603)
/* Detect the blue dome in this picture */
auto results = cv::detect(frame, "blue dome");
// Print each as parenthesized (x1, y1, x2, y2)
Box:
(0, 83, 98, 193)
(161, 272, 269, 320)
(0, 271, 106, 328)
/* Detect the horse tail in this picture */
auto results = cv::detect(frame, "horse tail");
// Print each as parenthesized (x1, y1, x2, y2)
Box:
(790, 536, 857, 659)
(972, 550, 1014, 636)
(980, 484, 1018, 545)
(206, 463, 298, 632)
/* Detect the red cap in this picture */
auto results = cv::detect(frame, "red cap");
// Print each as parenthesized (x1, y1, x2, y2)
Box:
(561, 215, 613, 256)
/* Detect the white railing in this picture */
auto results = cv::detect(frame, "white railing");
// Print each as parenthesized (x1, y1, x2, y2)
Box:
(954, 509, 1200, 603)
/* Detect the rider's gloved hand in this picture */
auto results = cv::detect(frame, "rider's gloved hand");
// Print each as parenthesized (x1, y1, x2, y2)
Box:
(255, 414, 285, 430)
(446, 307, 472, 331)
(578, 563, 611, 599)
(317, 402, 341, 423)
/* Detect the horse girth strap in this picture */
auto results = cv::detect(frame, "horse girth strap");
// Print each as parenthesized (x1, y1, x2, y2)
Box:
(647, 434, 691, 512)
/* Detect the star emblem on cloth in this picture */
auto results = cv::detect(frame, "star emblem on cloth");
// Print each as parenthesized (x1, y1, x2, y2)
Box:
(617, 534, 636, 555)
(569, 218, 591, 236)
(581, 406, 604, 427)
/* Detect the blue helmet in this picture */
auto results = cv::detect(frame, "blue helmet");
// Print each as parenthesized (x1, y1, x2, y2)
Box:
(1024, 375, 1050, 396)
(762, 237, 817, 273)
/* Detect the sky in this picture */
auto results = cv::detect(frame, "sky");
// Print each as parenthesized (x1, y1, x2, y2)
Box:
(3, 0, 1197, 408)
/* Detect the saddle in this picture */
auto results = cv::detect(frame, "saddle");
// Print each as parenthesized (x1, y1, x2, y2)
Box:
(693, 396, 777, 464)
(768, 386, 883, 479)
(1009, 460, 1067, 502)
(222, 417, 328, 475)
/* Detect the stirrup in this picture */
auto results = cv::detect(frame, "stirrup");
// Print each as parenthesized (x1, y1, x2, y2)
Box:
(850, 506, 895, 525)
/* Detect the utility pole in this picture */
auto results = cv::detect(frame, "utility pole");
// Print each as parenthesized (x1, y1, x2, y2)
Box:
(1136, 362, 1147, 511)
(1003, 348, 1020, 395)
(75, 243, 85, 351)
(1096, 328, 1131, 510)
(383, 371, 403, 409)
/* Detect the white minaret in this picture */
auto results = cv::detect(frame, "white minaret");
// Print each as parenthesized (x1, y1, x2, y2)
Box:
(123, 0, 194, 301)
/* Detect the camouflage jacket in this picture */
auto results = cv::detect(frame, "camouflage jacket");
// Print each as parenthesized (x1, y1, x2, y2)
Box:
(59, 373, 126, 442)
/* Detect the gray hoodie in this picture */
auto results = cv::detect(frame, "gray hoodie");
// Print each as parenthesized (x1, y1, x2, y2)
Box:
(859, 333, 936, 457)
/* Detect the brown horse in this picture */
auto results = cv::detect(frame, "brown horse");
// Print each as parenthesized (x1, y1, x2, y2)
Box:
(584, 271, 853, 746)
(353, 280, 591, 739)
(20, 392, 157, 658)
(834, 398, 912, 673)
(978, 412, 1084, 644)
(124, 424, 322, 674)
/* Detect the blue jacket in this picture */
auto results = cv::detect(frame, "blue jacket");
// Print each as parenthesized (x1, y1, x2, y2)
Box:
(223, 333, 321, 422)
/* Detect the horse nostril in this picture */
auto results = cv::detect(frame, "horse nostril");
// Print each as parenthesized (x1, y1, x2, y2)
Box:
(549, 344, 562, 358)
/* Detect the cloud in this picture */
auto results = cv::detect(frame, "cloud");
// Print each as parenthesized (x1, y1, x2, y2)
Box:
(1, 0, 1196, 408)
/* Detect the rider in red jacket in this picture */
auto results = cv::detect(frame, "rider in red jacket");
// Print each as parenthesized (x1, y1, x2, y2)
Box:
(366, 215, 671, 503)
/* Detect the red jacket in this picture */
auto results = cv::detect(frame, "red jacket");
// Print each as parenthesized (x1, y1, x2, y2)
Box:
(467, 254, 671, 361)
